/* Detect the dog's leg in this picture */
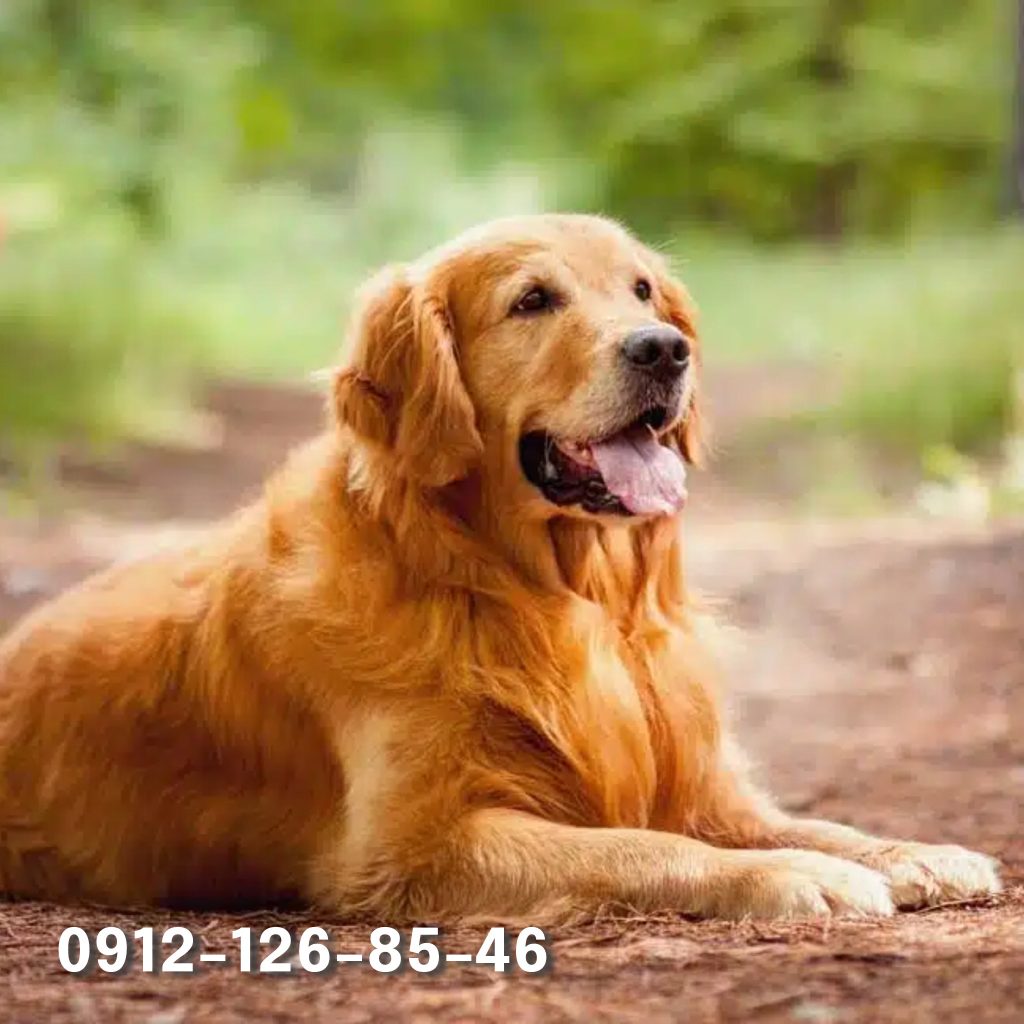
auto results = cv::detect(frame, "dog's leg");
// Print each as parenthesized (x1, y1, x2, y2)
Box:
(766, 819, 1001, 910)
(695, 740, 1002, 910)
(317, 808, 894, 923)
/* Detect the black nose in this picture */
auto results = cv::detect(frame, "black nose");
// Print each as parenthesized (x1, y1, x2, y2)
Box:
(622, 325, 690, 382)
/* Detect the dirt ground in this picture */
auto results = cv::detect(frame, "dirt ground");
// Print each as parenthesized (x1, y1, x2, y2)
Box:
(0, 379, 1021, 1023)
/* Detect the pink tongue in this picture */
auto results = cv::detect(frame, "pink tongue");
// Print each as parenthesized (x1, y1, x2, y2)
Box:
(591, 429, 687, 516)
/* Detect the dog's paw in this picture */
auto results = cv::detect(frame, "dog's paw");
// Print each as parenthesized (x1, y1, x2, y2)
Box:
(863, 843, 1002, 909)
(712, 849, 894, 920)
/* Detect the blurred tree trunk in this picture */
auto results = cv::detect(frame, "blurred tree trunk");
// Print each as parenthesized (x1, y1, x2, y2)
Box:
(811, 0, 859, 242)
(813, 163, 855, 244)
(44, 0, 77, 51)
(1013, 0, 1024, 215)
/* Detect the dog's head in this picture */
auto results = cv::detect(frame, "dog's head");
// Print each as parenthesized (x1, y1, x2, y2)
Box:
(334, 214, 704, 521)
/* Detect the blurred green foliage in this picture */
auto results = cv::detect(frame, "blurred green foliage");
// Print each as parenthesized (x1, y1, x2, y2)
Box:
(0, 0, 1021, 463)
(689, 231, 1024, 454)
(3, 0, 1015, 240)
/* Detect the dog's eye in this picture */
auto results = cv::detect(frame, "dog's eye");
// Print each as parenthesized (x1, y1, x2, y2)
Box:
(512, 286, 555, 315)
(634, 279, 652, 301)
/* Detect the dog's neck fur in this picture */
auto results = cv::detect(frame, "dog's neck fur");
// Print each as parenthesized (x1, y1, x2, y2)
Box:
(548, 517, 688, 622)
(341, 437, 690, 632)
(472, 460, 691, 630)
(325, 434, 712, 830)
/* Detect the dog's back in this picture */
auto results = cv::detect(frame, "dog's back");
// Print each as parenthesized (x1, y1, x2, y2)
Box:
(0, 511, 341, 907)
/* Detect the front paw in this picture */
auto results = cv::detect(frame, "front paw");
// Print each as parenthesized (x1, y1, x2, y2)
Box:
(864, 843, 1002, 909)
(711, 850, 894, 920)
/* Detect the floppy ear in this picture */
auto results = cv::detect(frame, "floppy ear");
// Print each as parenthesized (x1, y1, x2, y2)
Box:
(333, 265, 483, 486)
(652, 258, 708, 467)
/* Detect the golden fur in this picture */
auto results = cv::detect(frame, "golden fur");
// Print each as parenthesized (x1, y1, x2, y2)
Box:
(0, 215, 1000, 920)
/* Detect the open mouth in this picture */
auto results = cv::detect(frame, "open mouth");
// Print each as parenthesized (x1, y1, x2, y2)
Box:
(519, 405, 688, 517)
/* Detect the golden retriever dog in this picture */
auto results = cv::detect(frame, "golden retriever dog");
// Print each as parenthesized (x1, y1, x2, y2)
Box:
(0, 214, 1001, 921)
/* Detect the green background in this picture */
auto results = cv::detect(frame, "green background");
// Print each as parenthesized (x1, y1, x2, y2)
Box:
(1, 0, 1021, 482)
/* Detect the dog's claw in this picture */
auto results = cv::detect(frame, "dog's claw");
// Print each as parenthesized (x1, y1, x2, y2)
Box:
(864, 843, 1002, 909)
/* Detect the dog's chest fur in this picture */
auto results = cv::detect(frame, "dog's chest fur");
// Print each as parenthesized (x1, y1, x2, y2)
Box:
(476, 592, 720, 834)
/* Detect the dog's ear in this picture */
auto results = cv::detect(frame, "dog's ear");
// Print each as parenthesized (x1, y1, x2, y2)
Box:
(333, 265, 483, 486)
(650, 256, 708, 467)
